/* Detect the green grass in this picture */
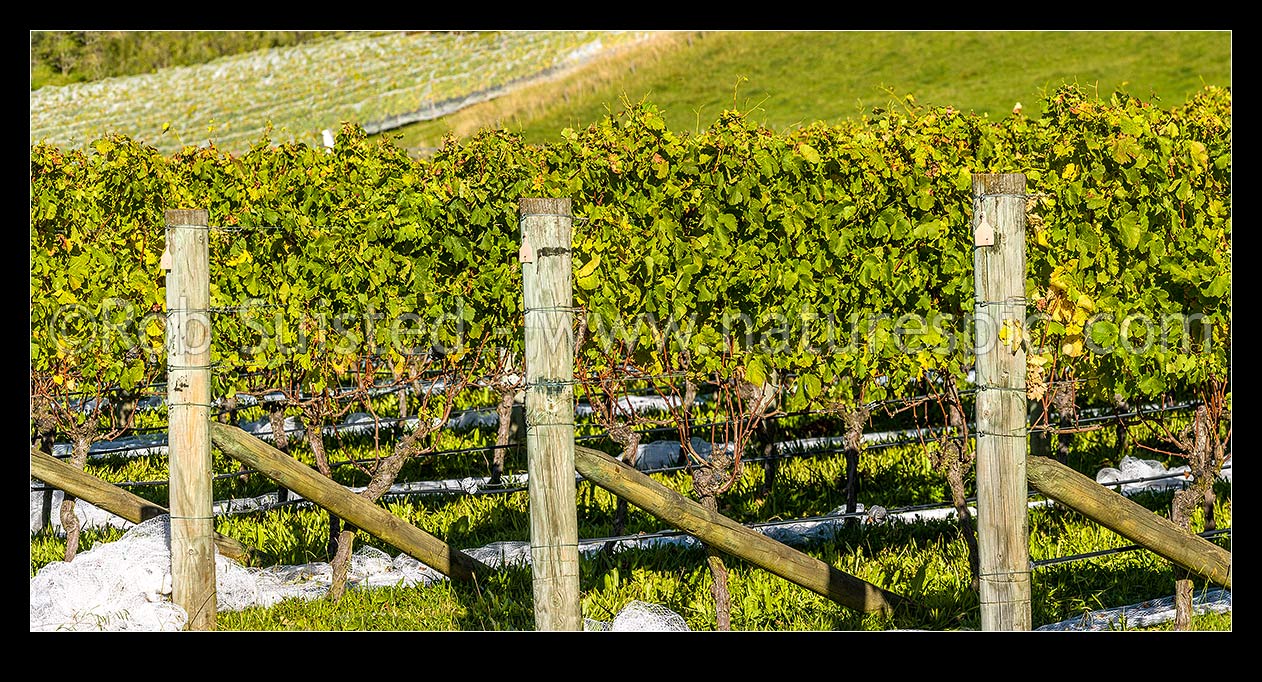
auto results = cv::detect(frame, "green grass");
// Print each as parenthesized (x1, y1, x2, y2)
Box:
(1135, 611, 1231, 632)
(29, 30, 1231, 157)
(31, 401, 1232, 631)
(386, 30, 1231, 151)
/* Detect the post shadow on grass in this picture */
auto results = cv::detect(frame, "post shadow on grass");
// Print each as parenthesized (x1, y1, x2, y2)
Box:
(441, 561, 537, 630)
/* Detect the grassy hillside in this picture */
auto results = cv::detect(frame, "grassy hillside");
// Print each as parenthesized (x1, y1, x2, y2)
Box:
(30, 30, 1230, 155)
(385, 30, 1232, 150)
(30, 31, 652, 155)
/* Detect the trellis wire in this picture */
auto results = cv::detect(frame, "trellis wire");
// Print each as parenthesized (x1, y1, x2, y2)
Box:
(39, 442, 1230, 521)
(38, 394, 1205, 469)
(32, 445, 1230, 581)
(1031, 529, 1231, 569)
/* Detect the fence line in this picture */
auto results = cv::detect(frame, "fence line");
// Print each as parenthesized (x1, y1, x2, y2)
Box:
(41, 397, 1205, 470)
(35, 464, 1231, 579)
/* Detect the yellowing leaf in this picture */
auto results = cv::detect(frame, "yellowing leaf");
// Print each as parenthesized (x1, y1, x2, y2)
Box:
(1001, 319, 1024, 352)
(797, 143, 821, 164)
(1036, 228, 1049, 248)
(1046, 292, 1072, 323)
(577, 272, 599, 290)
(1049, 260, 1077, 292)
(1188, 140, 1209, 169)
(1061, 335, 1084, 357)
(225, 249, 254, 268)
(1028, 352, 1052, 367)
(746, 357, 768, 386)
(575, 253, 601, 279)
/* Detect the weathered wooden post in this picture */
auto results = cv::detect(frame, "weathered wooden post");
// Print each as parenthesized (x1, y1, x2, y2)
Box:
(971, 175, 1031, 630)
(519, 198, 582, 630)
(163, 209, 216, 630)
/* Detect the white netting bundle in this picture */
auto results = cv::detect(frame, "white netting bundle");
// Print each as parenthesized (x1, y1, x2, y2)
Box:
(231, 544, 443, 604)
(1094, 454, 1231, 494)
(1096, 455, 1192, 493)
(1036, 588, 1231, 631)
(31, 516, 185, 631)
(29, 515, 449, 631)
(584, 600, 691, 632)
(31, 514, 694, 632)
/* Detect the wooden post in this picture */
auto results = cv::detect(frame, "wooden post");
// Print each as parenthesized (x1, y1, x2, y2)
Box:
(971, 175, 1031, 631)
(575, 445, 907, 614)
(1026, 455, 1231, 588)
(30, 447, 252, 565)
(164, 209, 216, 630)
(519, 198, 582, 631)
(208, 423, 489, 580)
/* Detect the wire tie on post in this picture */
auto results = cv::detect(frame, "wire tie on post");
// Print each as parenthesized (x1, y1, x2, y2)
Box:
(530, 541, 581, 550)
(518, 213, 574, 221)
(979, 567, 1033, 576)
(524, 305, 581, 315)
(527, 378, 578, 389)
(206, 305, 284, 314)
(974, 385, 1028, 394)
(974, 429, 1028, 439)
(973, 297, 1027, 307)
(210, 225, 286, 232)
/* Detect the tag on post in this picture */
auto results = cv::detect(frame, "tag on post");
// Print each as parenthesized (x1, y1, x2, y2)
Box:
(519, 233, 536, 263)
(974, 216, 995, 247)
(160, 246, 173, 271)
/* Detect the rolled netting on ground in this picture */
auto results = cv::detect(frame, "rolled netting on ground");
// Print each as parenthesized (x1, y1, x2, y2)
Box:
(29, 516, 437, 631)
(30, 514, 692, 632)
(32, 516, 187, 631)
(1036, 589, 1232, 631)
(584, 601, 691, 632)
(31, 452, 1231, 631)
